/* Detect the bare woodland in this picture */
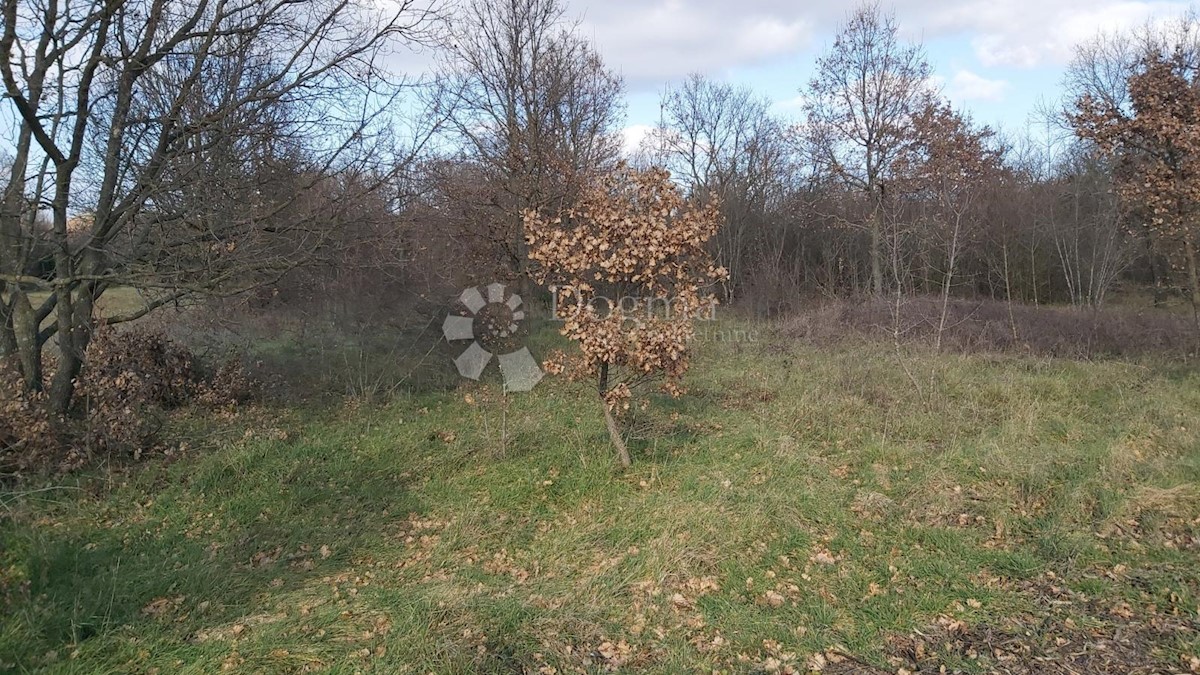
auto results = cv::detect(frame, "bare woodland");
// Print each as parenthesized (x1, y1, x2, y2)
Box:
(3, 0, 1200, 460)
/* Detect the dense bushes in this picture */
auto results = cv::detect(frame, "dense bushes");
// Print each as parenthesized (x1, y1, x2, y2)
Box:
(1, 328, 253, 475)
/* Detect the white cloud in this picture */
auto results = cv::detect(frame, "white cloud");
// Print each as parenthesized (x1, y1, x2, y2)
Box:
(565, 0, 1192, 81)
(771, 93, 807, 113)
(947, 69, 1010, 102)
(901, 0, 1191, 68)
(404, 0, 1193, 100)
(621, 124, 654, 157)
(574, 1, 813, 88)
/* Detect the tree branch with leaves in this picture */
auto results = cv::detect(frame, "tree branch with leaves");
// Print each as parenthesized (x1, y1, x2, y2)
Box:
(525, 165, 726, 467)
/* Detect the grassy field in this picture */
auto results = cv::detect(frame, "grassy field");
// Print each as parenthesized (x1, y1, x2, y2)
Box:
(4, 287, 168, 331)
(2, 323, 1199, 673)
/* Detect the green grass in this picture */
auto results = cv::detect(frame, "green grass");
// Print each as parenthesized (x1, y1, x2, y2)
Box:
(4, 287, 165, 331)
(2, 324, 1199, 673)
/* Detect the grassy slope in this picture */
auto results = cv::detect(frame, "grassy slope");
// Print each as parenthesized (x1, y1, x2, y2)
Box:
(2, 326, 1199, 673)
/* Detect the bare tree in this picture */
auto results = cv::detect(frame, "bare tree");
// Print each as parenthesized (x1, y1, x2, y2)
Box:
(1065, 11, 1200, 117)
(429, 0, 624, 292)
(0, 0, 436, 414)
(893, 101, 1005, 350)
(649, 74, 792, 303)
(803, 1, 933, 295)
(1044, 146, 1132, 308)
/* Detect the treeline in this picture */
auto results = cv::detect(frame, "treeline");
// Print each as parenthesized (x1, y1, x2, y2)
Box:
(2, 0, 1199, 420)
(403, 1, 1200, 323)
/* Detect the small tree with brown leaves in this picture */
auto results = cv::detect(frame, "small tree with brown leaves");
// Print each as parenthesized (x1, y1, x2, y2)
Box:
(893, 100, 1006, 350)
(1073, 53, 1200, 316)
(525, 166, 726, 467)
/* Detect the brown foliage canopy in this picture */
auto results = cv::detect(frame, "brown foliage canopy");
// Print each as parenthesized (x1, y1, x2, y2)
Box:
(525, 166, 727, 410)
(894, 102, 1005, 199)
(1073, 53, 1200, 301)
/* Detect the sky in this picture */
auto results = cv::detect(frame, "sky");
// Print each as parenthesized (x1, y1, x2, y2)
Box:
(5, 0, 1192, 162)
(546, 0, 1197, 153)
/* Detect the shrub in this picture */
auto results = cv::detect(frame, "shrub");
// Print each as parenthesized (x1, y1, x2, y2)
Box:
(780, 296, 1198, 358)
(0, 327, 254, 475)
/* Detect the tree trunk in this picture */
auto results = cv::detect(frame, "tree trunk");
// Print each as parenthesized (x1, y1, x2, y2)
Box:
(0, 292, 16, 361)
(1185, 236, 1200, 341)
(597, 361, 631, 468)
(48, 287, 93, 415)
(936, 212, 962, 354)
(1002, 242, 1019, 342)
(515, 209, 532, 303)
(602, 403, 632, 468)
(10, 288, 42, 391)
(1030, 240, 1039, 307)
(869, 208, 884, 295)
(1146, 228, 1168, 307)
